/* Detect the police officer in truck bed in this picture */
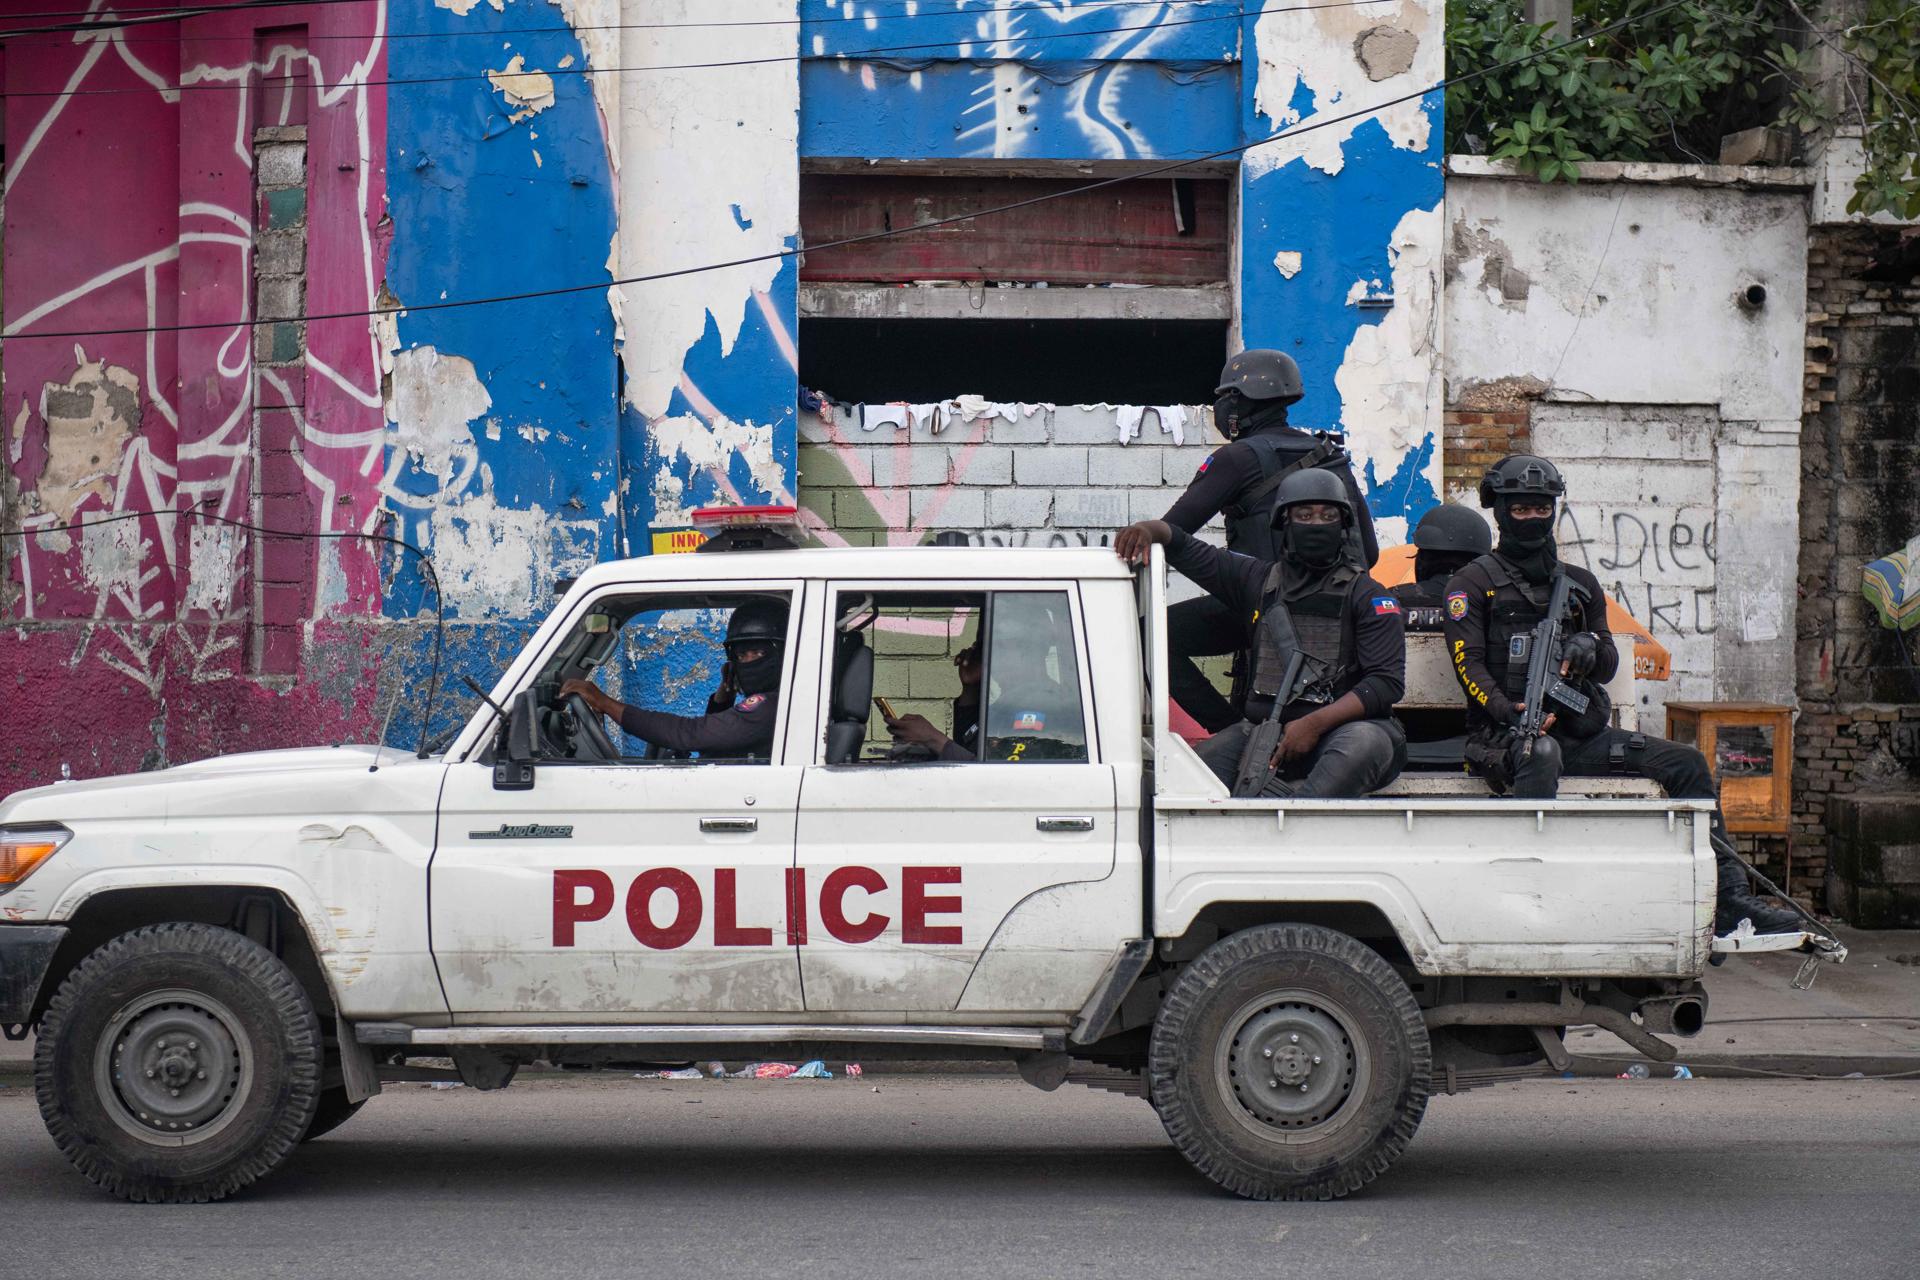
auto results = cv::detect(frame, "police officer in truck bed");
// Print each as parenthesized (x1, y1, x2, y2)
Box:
(1117, 469, 1406, 798)
(1160, 349, 1379, 733)
(1393, 503, 1493, 629)
(560, 597, 787, 760)
(1444, 454, 1801, 935)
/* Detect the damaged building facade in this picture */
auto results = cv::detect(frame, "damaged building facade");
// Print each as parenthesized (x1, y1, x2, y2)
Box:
(2, 2, 1909, 907)
(1, 0, 1445, 786)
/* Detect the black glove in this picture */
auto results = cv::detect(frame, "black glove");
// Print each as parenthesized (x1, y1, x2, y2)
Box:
(1561, 631, 1599, 679)
(705, 661, 737, 714)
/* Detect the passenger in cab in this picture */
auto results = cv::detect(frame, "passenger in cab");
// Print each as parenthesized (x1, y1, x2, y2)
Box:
(1116, 470, 1406, 798)
(1160, 350, 1378, 733)
(560, 597, 788, 760)
(1444, 455, 1801, 935)
(883, 643, 982, 762)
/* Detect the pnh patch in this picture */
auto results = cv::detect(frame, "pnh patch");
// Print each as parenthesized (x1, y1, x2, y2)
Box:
(1371, 596, 1401, 616)
(1446, 591, 1469, 620)
(738, 694, 766, 712)
(1012, 711, 1046, 732)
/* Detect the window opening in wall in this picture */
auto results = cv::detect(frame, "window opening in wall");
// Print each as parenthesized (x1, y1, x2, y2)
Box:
(253, 26, 310, 130)
(799, 172, 1230, 405)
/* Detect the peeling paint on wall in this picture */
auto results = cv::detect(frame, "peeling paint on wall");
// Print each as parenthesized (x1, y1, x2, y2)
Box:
(1248, 0, 1437, 178)
(387, 346, 492, 483)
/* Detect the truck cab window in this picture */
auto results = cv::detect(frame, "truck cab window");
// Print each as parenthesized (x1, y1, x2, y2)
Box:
(531, 591, 794, 765)
(831, 588, 1089, 764)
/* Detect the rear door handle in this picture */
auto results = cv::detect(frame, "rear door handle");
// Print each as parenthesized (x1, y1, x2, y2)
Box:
(700, 816, 758, 834)
(1037, 816, 1095, 833)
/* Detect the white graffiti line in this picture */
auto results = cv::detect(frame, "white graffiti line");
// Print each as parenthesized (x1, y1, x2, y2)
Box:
(3, 245, 178, 336)
(292, 446, 342, 538)
(143, 260, 180, 433)
(179, 202, 250, 233)
(109, 32, 181, 104)
(308, 351, 384, 410)
(2, 36, 110, 198)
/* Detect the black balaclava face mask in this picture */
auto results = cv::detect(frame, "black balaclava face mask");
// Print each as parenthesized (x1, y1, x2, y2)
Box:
(1213, 390, 1289, 440)
(1285, 517, 1346, 571)
(728, 641, 784, 696)
(1414, 549, 1475, 586)
(1493, 497, 1557, 584)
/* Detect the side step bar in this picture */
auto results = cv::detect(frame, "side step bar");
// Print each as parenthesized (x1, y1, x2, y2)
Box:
(354, 1022, 1065, 1051)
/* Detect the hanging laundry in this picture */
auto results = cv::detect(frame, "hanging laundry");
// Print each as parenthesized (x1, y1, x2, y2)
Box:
(1148, 405, 1188, 446)
(1114, 405, 1146, 444)
(862, 404, 910, 432)
(907, 403, 944, 434)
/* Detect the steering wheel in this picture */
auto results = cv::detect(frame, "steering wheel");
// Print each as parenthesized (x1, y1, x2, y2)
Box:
(562, 692, 619, 761)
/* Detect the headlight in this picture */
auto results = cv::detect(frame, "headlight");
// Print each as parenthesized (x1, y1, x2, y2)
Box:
(0, 824, 71, 889)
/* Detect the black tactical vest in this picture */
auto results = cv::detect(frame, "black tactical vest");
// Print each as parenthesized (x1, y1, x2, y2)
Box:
(1249, 563, 1356, 715)
(1472, 554, 1578, 703)
(1222, 432, 1344, 561)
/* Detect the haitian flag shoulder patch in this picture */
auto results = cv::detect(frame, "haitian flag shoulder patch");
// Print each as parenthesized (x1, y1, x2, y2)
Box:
(1371, 596, 1401, 616)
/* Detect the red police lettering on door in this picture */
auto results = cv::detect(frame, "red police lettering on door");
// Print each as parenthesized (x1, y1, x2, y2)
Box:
(551, 866, 963, 948)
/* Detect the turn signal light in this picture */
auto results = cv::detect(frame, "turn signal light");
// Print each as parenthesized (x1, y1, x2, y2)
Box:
(0, 825, 70, 888)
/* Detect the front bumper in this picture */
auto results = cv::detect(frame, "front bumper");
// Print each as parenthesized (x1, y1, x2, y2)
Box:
(0, 925, 67, 1029)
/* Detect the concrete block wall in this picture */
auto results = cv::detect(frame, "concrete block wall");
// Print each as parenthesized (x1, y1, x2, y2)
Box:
(796, 403, 1220, 553)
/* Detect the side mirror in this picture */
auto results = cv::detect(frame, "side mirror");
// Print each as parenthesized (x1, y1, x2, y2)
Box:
(493, 690, 542, 791)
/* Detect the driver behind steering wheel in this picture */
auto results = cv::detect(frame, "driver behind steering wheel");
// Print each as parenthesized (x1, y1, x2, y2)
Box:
(559, 597, 788, 760)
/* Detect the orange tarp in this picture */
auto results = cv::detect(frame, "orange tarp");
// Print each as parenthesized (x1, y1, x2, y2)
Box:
(1373, 545, 1671, 681)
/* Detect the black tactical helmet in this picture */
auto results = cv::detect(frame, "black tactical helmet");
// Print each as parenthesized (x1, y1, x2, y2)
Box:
(1216, 349, 1304, 405)
(1270, 467, 1353, 527)
(1478, 454, 1566, 508)
(1411, 503, 1493, 555)
(725, 597, 789, 647)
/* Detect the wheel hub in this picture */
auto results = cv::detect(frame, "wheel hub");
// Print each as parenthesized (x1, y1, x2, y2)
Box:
(94, 991, 252, 1145)
(1227, 1002, 1356, 1129)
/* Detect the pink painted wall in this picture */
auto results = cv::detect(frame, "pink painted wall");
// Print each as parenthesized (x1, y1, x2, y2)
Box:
(1, 2, 390, 790)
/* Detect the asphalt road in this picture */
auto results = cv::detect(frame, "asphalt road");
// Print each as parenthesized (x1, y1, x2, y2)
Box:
(1, 1074, 1915, 1280)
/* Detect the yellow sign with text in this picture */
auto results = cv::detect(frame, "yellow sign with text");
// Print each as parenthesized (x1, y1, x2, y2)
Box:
(651, 529, 708, 555)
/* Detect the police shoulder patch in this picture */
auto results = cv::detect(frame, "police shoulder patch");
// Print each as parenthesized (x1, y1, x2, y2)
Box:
(1371, 596, 1401, 616)
(1446, 591, 1470, 620)
(1197, 453, 1214, 474)
(737, 693, 766, 712)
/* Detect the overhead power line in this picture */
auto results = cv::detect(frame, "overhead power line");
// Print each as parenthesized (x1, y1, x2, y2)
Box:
(0, 3, 1308, 98)
(1, 0, 1239, 43)
(7, 0, 1691, 345)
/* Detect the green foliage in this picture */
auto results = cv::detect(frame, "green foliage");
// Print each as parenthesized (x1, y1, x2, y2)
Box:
(1447, 0, 1920, 218)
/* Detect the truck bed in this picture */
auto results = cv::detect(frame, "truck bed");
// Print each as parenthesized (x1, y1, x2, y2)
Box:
(1139, 550, 1714, 980)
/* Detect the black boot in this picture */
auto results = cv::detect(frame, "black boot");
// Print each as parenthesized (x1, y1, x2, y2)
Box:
(1713, 841, 1804, 936)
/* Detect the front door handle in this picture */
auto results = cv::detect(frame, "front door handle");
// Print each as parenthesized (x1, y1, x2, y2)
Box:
(1037, 815, 1095, 833)
(700, 816, 758, 834)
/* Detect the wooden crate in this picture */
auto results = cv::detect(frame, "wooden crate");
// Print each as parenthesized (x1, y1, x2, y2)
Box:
(1664, 702, 1793, 836)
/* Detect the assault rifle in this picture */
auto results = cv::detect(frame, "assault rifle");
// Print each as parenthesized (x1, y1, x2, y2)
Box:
(1233, 601, 1310, 798)
(1513, 570, 1593, 764)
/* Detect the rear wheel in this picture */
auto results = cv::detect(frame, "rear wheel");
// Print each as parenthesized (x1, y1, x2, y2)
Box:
(1148, 923, 1430, 1200)
(34, 923, 322, 1203)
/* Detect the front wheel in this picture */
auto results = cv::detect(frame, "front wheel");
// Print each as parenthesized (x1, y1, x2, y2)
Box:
(34, 923, 322, 1202)
(1148, 923, 1430, 1200)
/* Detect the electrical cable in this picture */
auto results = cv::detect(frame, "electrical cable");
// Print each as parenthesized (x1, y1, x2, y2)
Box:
(0, 3, 1348, 97)
(0, 510, 448, 758)
(6, 0, 1693, 344)
(0, 0, 1237, 44)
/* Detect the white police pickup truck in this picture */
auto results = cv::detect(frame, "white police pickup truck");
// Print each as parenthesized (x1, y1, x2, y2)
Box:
(0, 544, 1836, 1204)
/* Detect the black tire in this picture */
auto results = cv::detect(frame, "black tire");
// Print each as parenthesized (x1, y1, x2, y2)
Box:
(34, 923, 322, 1203)
(301, 1088, 366, 1142)
(1148, 923, 1430, 1201)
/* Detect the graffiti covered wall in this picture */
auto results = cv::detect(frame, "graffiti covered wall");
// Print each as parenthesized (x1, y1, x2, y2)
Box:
(2, 2, 395, 787)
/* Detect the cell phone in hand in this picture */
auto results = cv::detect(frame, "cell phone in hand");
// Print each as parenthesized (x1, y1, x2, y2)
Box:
(873, 696, 899, 720)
